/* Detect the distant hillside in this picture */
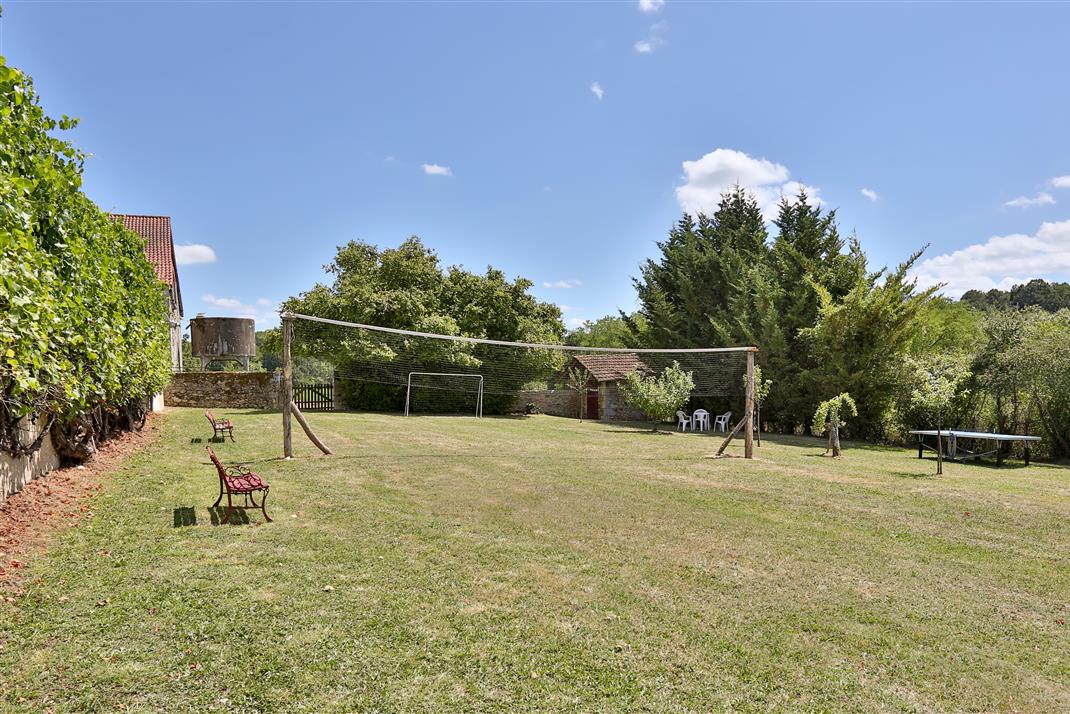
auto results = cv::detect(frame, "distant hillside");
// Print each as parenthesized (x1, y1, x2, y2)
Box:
(960, 279, 1070, 312)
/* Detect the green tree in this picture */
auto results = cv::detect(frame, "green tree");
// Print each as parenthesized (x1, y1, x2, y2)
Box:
(766, 192, 867, 430)
(908, 354, 972, 474)
(812, 393, 858, 457)
(276, 237, 564, 413)
(618, 362, 696, 432)
(1019, 309, 1070, 458)
(908, 297, 984, 356)
(566, 314, 646, 348)
(961, 280, 1070, 313)
(800, 250, 936, 438)
(971, 308, 1033, 436)
(746, 364, 773, 446)
(563, 366, 592, 420)
(632, 186, 768, 349)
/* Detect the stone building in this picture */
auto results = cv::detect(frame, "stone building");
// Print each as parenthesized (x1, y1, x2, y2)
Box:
(113, 214, 184, 372)
(564, 353, 650, 421)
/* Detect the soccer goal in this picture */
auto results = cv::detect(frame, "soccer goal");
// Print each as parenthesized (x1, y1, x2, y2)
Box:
(405, 372, 484, 417)
(278, 312, 758, 458)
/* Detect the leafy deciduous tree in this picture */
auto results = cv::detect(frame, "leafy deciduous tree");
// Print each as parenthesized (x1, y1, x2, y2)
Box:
(908, 354, 972, 474)
(619, 362, 695, 432)
(812, 392, 858, 457)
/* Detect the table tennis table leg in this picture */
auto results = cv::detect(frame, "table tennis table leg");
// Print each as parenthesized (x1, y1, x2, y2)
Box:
(918, 437, 923, 459)
(1024, 446, 1030, 466)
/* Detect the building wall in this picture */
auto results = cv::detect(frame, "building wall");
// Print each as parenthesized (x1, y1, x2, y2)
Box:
(0, 415, 60, 503)
(164, 372, 280, 410)
(510, 390, 580, 417)
(511, 386, 645, 421)
(599, 383, 646, 422)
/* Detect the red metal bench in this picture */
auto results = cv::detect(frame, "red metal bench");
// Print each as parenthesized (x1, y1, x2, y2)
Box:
(205, 410, 235, 442)
(206, 446, 272, 524)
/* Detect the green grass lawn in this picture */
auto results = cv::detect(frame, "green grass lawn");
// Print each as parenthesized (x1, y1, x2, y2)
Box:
(2, 408, 1069, 712)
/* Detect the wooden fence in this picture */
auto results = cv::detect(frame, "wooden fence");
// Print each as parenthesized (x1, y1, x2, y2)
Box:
(294, 382, 334, 411)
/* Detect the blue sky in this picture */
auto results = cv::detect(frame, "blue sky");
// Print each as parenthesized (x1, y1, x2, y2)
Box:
(5, 1, 1070, 330)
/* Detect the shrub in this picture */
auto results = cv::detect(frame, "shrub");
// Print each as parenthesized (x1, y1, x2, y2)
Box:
(0, 57, 171, 458)
(619, 361, 695, 432)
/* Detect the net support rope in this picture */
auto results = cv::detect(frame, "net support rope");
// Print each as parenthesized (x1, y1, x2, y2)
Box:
(281, 312, 756, 458)
(289, 313, 757, 354)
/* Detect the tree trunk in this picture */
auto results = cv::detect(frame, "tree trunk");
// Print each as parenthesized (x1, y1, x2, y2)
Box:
(50, 414, 96, 463)
(830, 417, 841, 457)
(756, 402, 762, 447)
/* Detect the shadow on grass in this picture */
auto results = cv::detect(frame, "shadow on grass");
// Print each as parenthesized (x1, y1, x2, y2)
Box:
(190, 436, 230, 444)
(208, 506, 252, 526)
(914, 455, 1029, 470)
(173, 507, 197, 527)
(888, 471, 935, 480)
(603, 429, 674, 436)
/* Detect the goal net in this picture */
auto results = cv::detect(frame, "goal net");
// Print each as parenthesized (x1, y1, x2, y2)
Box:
(285, 313, 755, 423)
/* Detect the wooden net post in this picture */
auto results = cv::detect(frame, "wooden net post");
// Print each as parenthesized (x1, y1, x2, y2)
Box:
(282, 312, 293, 459)
(744, 349, 755, 459)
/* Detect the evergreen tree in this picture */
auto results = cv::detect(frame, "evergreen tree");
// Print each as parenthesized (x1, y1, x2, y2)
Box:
(632, 186, 768, 348)
(765, 192, 866, 431)
(800, 250, 936, 438)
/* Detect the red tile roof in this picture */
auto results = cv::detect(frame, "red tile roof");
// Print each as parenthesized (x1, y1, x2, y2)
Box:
(113, 214, 183, 315)
(570, 353, 651, 383)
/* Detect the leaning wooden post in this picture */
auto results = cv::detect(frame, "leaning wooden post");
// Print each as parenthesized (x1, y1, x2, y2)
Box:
(282, 312, 294, 459)
(744, 349, 755, 459)
(291, 403, 332, 455)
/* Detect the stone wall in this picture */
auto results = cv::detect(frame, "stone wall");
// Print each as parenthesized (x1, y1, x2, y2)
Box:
(0, 415, 60, 503)
(164, 372, 280, 410)
(600, 383, 646, 422)
(511, 386, 645, 421)
(511, 390, 579, 418)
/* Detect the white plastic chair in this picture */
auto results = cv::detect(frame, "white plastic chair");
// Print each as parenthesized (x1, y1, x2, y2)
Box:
(714, 411, 731, 433)
(676, 410, 692, 431)
(692, 409, 710, 431)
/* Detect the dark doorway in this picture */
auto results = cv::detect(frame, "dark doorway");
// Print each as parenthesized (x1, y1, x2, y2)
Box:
(586, 389, 600, 420)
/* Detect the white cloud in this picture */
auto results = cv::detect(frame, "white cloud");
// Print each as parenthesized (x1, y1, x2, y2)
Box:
(634, 20, 668, 54)
(590, 82, 604, 101)
(861, 188, 879, 202)
(638, 0, 664, 12)
(543, 279, 582, 289)
(174, 243, 217, 265)
(201, 294, 280, 327)
(1050, 175, 1070, 189)
(910, 219, 1070, 298)
(675, 148, 821, 220)
(1004, 192, 1055, 209)
(567, 317, 587, 328)
(421, 163, 452, 176)
(384, 155, 396, 163)
(202, 294, 245, 311)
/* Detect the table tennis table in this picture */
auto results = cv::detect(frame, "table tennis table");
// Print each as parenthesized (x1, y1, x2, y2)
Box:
(909, 430, 1041, 467)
